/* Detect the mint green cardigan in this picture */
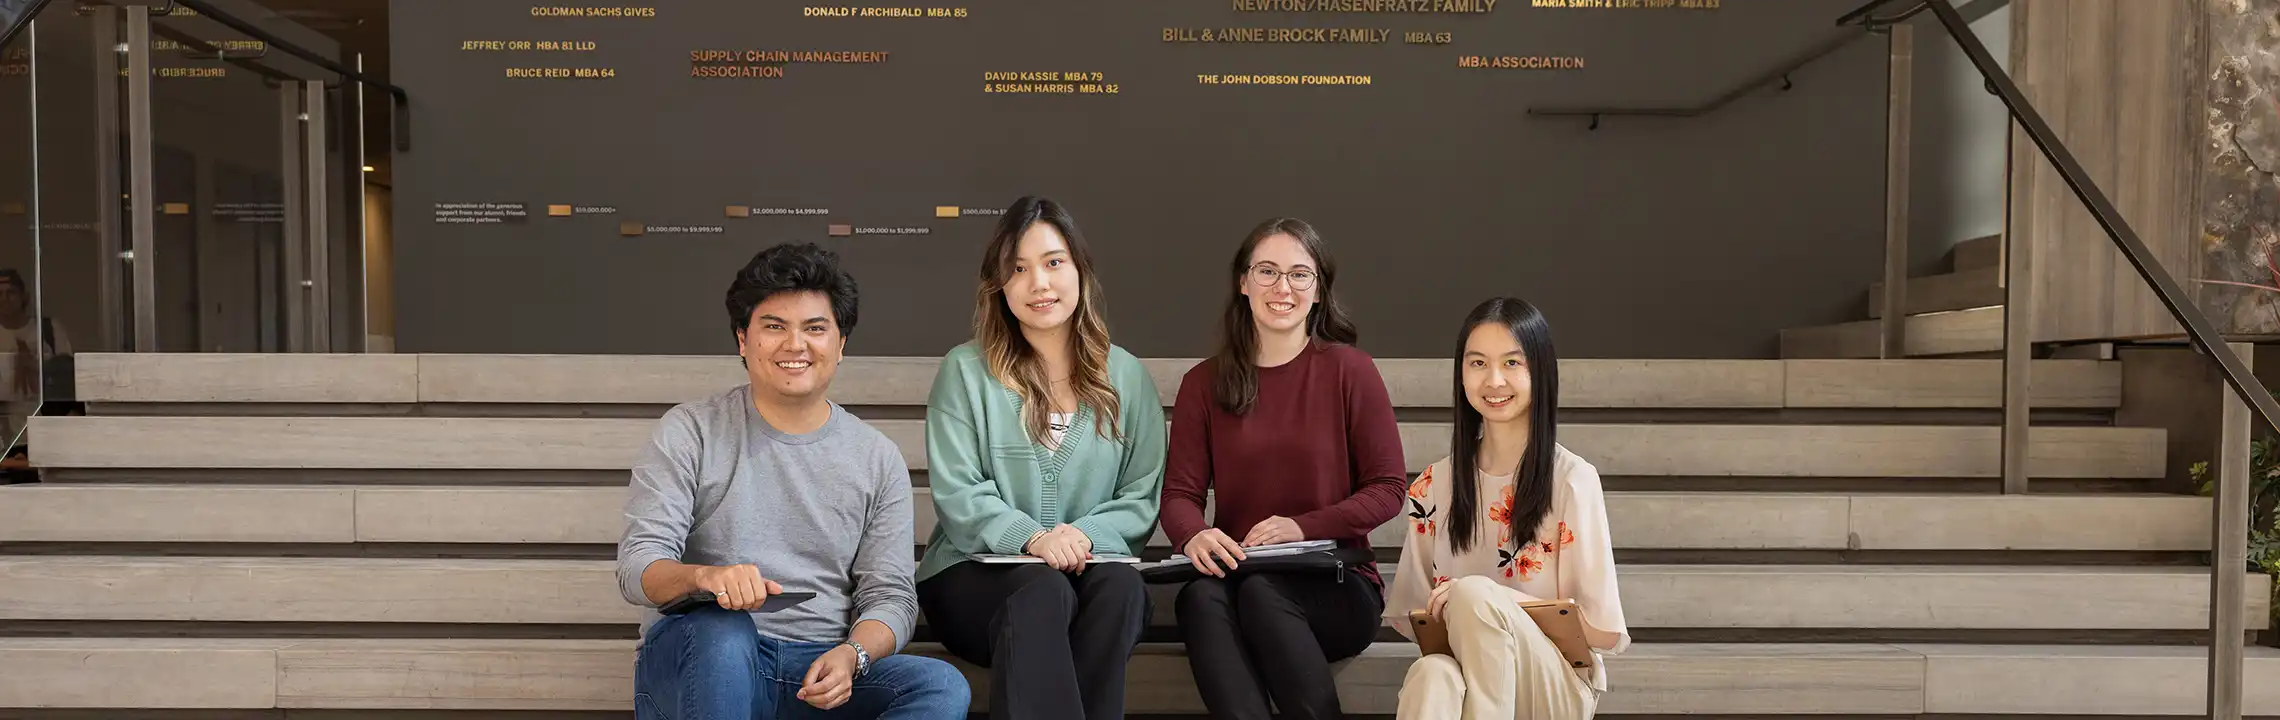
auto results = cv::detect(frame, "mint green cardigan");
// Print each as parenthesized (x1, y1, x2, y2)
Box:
(915, 341, 1168, 582)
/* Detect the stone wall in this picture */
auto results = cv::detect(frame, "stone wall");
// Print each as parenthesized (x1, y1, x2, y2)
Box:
(2201, 0, 2280, 334)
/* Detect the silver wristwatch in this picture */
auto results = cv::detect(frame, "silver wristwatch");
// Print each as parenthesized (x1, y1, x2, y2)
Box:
(842, 640, 872, 677)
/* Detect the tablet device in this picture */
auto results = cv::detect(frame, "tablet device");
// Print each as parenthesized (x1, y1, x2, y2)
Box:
(660, 590, 817, 615)
(1408, 598, 1595, 670)
(1519, 599, 1597, 670)
(1409, 609, 1452, 657)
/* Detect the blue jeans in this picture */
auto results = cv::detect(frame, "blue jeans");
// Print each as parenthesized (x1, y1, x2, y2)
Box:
(634, 606, 971, 720)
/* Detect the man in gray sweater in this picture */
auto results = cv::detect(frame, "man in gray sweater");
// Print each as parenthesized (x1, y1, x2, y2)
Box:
(618, 242, 969, 719)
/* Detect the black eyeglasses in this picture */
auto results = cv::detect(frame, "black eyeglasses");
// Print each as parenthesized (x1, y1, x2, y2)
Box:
(1248, 264, 1317, 291)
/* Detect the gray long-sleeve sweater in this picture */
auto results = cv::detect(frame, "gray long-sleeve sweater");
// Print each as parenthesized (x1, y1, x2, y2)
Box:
(616, 385, 918, 650)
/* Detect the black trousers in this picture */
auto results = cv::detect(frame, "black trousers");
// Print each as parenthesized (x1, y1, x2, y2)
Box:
(917, 560, 1150, 720)
(1174, 569, 1384, 720)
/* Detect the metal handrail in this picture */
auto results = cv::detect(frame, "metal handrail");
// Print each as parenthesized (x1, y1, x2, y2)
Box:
(1530, 0, 2002, 130)
(1841, 2, 2271, 718)
(1527, 28, 1865, 130)
(1836, 0, 1913, 27)
(0, 0, 57, 49)
(1849, 1, 2280, 435)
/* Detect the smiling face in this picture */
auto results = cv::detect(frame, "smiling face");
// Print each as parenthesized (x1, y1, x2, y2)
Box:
(1461, 320, 1532, 425)
(1001, 222, 1082, 334)
(1240, 232, 1319, 337)
(735, 289, 844, 402)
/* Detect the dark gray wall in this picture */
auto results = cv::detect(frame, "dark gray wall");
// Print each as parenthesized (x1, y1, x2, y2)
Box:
(390, 0, 1891, 359)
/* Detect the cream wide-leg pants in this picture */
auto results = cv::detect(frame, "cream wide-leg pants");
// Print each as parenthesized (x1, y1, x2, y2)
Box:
(1396, 576, 1596, 720)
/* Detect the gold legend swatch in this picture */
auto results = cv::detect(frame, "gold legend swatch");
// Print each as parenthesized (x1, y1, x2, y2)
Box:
(828, 224, 852, 237)
(725, 205, 751, 218)
(548, 204, 573, 217)
(619, 221, 645, 236)
(0, 202, 22, 215)
(162, 202, 190, 215)
(935, 206, 960, 219)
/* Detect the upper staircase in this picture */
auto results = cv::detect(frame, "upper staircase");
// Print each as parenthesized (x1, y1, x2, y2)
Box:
(0, 351, 2265, 715)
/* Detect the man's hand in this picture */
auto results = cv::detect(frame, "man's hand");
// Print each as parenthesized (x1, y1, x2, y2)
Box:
(1026, 524, 1092, 573)
(1241, 515, 1302, 547)
(1182, 528, 1246, 578)
(690, 564, 782, 611)
(796, 643, 859, 710)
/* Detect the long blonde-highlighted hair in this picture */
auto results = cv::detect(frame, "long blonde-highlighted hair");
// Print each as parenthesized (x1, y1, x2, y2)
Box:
(973, 196, 1123, 444)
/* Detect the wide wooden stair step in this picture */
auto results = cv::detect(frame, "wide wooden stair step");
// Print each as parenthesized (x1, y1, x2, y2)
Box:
(0, 485, 2217, 551)
(1, 638, 2274, 715)
(1868, 266, 2005, 318)
(31, 415, 2165, 478)
(0, 556, 2256, 629)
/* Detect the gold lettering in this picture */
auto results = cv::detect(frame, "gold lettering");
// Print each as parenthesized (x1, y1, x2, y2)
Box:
(691, 65, 785, 78)
(1459, 55, 1586, 69)
(153, 67, 226, 78)
(738, 50, 892, 63)
(530, 6, 653, 17)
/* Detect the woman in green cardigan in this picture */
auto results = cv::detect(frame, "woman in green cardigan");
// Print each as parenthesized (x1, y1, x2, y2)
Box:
(915, 195, 1168, 720)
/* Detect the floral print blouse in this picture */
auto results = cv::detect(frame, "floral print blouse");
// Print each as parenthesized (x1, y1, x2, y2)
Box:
(1383, 444, 1630, 693)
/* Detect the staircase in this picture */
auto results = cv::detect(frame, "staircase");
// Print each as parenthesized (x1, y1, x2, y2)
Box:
(1781, 235, 2010, 358)
(0, 351, 2267, 715)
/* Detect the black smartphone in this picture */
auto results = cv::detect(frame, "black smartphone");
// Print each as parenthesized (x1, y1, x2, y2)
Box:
(660, 590, 818, 615)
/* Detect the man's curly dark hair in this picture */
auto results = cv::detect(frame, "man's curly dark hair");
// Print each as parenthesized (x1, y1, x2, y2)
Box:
(725, 242, 859, 339)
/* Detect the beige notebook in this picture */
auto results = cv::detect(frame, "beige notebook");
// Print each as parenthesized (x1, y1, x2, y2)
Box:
(1410, 598, 1595, 670)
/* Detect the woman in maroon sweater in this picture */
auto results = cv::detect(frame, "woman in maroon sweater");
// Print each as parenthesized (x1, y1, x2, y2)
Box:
(1162, 217, 1409, 720)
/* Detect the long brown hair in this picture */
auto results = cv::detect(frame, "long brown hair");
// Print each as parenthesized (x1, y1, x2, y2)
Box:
(1209, 217, 1359, 415)
(973, 196, 1123, 443)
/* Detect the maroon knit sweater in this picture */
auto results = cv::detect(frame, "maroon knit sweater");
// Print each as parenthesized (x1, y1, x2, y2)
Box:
(1160, 341, 1409, 587)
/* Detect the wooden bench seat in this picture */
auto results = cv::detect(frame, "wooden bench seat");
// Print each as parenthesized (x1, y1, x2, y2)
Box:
(0, 556, 2258, 630)
(0, 484, 2218, 552)
(31, 416, 2167, 478)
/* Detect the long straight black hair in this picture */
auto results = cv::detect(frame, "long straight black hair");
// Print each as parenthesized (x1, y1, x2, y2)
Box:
(1210, 217, 1360, 415)
(1446, 297, 1560, 554)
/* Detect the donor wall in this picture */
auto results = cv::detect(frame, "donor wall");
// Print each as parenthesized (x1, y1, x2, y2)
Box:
(391, 0, 1889, 358)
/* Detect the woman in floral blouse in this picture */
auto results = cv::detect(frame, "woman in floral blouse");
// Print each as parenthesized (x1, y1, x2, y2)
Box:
(1384, 297, 1628, 719)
